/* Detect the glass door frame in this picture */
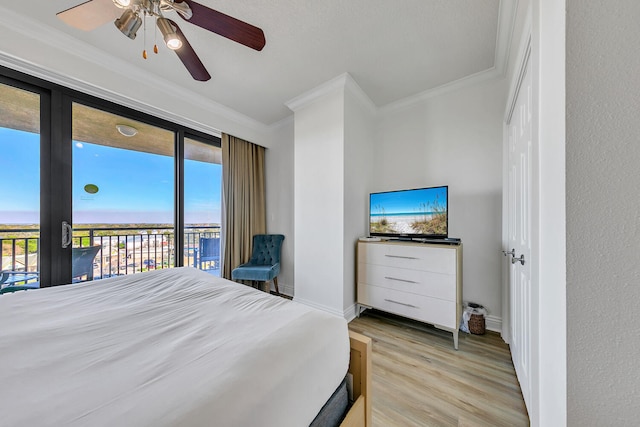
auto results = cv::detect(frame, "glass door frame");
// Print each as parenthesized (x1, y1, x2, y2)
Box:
(0, 73, 55, 286)
(182, 132, 223, 272)
(1, 65, 221, 287)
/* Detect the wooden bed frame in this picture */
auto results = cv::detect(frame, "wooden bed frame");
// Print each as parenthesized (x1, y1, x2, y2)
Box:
(340, 331, 372, 427)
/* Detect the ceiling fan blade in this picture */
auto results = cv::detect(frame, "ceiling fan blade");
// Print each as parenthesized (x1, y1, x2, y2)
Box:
(170, 20, 211, 81)
(57, 0, 121, 31)
(176, 0, 265, 51)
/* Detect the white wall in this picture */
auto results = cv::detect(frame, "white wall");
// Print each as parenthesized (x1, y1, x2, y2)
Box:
(533, 0, 567, 424)
(343, 88, 375, 313)
(373, 78, 506, 327)
(288, 75, 373, 317)
(292, 90, 346, 314)
(566, 0, 640, 423)
(265, 118, 295, 295)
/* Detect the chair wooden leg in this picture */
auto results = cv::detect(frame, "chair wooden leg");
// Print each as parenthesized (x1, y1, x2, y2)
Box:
(273, 277, 280, 296)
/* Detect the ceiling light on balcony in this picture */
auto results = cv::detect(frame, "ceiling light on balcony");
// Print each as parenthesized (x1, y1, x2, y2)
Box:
(157, 17, 183, 50)
(115, 9, 142, 40)
(116, 124, 138, 137)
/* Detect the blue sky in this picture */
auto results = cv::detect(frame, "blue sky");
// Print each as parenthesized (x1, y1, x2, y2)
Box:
(370, 187, 447, 215)
(0, 127, 221, 225)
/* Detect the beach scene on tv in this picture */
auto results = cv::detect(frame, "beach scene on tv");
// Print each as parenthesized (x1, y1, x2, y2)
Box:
(370, 187, 448, 236)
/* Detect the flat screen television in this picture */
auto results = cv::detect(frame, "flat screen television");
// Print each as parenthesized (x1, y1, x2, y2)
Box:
(369, 186, 448, 239)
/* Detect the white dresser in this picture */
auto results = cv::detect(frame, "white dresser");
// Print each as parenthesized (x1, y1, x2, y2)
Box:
(356, 240, 462, 349)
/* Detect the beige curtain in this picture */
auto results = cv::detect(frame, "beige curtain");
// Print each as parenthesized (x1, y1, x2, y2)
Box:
(221, 133, 266, 279)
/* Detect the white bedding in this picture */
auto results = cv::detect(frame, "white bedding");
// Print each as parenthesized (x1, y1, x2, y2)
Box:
(0, 267, 349, 426)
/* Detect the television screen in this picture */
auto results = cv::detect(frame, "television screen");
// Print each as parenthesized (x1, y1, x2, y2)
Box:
(369, 186, 448, 238)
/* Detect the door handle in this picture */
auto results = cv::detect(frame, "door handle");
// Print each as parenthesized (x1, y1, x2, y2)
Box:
(502, 248, 515, 257)
(61, 221, 72, 249)
(512, 254, 525, 265)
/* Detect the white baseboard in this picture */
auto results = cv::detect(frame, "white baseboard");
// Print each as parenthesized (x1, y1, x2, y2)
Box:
(485, 315, 502, 333)
(288, 295, 503, 332)
(275, 282, 294, 297)
(292, 296, 356, 321)
(343, 304, 357, 322)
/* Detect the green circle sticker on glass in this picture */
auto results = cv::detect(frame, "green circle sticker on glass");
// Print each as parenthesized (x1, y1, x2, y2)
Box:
(84, 184, 99, 194)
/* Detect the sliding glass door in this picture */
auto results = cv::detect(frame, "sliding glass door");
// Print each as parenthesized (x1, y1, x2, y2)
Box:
(0, 68, 221, 289)
(0, 81, 42, 289)
(71, 103, 176, 282)
(184, 136, 222, 275)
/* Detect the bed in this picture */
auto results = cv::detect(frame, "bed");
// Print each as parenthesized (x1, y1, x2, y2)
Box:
(0, 267, 371, 426)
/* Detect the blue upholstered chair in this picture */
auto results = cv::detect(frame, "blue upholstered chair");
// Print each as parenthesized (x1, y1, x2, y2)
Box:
(231, 234, 285, 295)
(0, 271, 40, 294)
(71, 245, 102, 282)
(194, 237, 221, 271)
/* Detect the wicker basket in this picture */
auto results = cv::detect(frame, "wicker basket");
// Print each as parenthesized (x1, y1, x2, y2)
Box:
(468, 314, 486, 335)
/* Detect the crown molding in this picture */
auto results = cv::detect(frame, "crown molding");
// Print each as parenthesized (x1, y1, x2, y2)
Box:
(494, 0, 518, 76)
(0, 8, 268, 137)
(343, 74, 377, 116)
(268, 114, 294, 132)
(285, 72, 376, 117)
(379, 0, 517, 114)
(285, 73, 349, 112)
(285, 0, 517, 117)
(1, 1, 519, 132)
(379, 67, 502, 114)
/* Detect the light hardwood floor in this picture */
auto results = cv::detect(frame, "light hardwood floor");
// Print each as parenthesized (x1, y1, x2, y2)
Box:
(348, 311, 529, 427)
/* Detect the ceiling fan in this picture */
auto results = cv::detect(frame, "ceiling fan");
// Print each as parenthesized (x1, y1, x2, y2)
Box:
(56, 0, 266, 82)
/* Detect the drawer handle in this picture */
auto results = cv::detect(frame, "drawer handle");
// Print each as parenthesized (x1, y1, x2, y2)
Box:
(385, 255, 419, 260)
(385, 276, 418, 284)
(384, 299, 419, 309)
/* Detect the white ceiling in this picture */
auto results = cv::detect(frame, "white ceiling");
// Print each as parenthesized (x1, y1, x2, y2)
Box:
(1, 0, 507, 126)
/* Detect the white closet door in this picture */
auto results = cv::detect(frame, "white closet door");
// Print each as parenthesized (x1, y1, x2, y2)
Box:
(507, 52, 533, 410)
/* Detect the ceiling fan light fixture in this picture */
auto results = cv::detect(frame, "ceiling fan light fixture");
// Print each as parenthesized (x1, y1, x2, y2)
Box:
(169, 1, 193, 20)
(165, 36, 183, 50)
(115, 9, 142, 40)
(157, 17, 183, 50)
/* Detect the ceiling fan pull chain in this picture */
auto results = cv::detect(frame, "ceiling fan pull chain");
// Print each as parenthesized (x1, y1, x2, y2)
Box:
(154, 16, 159, 54)
(142, 10, 148, 59)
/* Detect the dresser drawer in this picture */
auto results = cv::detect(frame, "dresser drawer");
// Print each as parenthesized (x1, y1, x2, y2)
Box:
(358, 242, 456, 274)
(357, 262, 455, 301)
(357, 283, 457, 329)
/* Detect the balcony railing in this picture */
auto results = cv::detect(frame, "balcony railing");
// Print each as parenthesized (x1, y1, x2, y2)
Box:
(0, 228, 38, 274)
(0, 226, 220, 280)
